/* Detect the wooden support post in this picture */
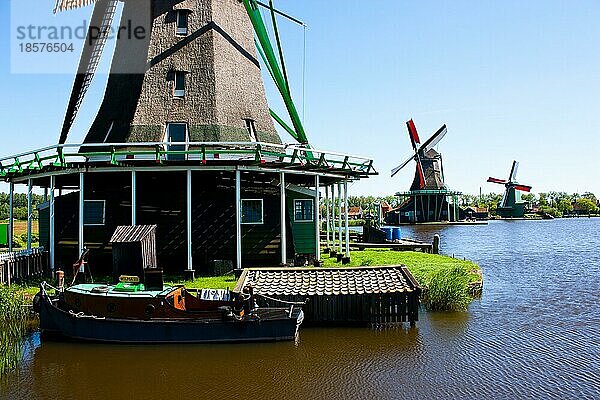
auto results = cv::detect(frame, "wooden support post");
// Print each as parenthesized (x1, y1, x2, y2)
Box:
(49, 175, 55, 272)
(27, 179, 32, 251)
(433, 234, 440, 255)
(186, 170, 194, 277)
(131, 170, 137, 225)
(315, 175, 321, 263)
(8, 182, 14, 253)
(235, 170, 242, 270)
(78, 172, 84, 258)
(280, 172, 287, 266)
(413, 195, 417, 223)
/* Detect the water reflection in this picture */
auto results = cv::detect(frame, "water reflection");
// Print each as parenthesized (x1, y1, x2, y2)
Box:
(2, 219, 599, 399)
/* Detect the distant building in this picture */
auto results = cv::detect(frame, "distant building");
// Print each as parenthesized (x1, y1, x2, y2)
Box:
(461, 206, 489, 220)
(347, 207, 364, 220)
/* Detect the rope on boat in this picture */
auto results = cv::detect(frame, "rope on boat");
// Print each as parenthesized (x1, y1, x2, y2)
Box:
(255, 294, 307, 306)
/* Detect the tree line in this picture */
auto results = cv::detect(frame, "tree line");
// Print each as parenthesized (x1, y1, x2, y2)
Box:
(0, 192, 45, 221)
(341, 191, 599, 218)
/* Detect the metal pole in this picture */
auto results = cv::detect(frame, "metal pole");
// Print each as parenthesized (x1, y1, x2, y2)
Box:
(186, 170, 193, 272)
(27, 179, 32, 251)
(78, 173, 84, 257)
(280, 172, 287, 265)
(8, 182, 13, 253)
(235, 170, 242, 269)
(131, 170, 137, 225)
(325, 185, 330, 249)
(337, 183, 342, 253)
(49, 176, 55, 272)
(315, 175, 320, 262)
(344, 179, 350, 258)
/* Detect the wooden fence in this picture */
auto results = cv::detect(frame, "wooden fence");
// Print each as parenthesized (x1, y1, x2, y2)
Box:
(0, 248, 48, 285)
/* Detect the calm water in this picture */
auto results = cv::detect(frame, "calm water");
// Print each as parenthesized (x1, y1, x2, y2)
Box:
(2, 219, 599, 399)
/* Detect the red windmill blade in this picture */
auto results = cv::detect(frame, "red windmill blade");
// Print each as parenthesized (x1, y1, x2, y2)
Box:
(487, 177, 507, 184)
(406, 119, 421, 151)
(514, 184, 532, 192)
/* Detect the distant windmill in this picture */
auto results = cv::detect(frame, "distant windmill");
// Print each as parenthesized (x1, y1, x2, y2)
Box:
(487, 161, 532, 218)
(390, 120, 461, 223)
(391, 119, 448, 191)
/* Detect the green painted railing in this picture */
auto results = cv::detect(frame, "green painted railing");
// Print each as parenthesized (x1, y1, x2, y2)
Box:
(0, 142, 376, 179)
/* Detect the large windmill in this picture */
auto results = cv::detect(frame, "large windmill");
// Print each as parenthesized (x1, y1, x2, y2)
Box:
(0, 0, 377, 276)
(389, 120, 461, 223)
(487, 161, 532, 218)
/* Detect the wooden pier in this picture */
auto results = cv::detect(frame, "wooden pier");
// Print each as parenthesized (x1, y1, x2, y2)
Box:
(350, 239, 434, 253)
(235, 266, 421, 325)
(0, 248, 48, 285)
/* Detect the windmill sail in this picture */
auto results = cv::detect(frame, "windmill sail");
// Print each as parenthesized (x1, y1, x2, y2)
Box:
(509, 161, 519, 182)
(58, 0, 118, 144)
(421, 125, 447, 153)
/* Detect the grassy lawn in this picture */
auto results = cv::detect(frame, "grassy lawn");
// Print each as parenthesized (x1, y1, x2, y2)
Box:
(166, 275, 238, 291)
(320, 249, 481, 285)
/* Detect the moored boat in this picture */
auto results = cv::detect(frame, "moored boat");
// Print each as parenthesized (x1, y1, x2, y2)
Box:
(35, 281, 304, 344)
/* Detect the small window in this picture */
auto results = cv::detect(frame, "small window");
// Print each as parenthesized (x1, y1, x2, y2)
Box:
(241, 199, 263, 224)
(176, 11, 188, 36)
(294, 199, 314, 222)
(174, 72, 185, 98)
(84, 200, 106, 226)
(244, 119, 257, 142)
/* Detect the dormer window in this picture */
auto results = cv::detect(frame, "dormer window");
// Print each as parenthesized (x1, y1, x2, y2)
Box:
(176, 10, 188, 36)
(173, 71, 186, 98)
(244, 119, 257, 142)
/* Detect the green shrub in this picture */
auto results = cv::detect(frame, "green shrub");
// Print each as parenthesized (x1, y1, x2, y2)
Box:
(0, 285, 30, 376)
(420, 266, 472, 312)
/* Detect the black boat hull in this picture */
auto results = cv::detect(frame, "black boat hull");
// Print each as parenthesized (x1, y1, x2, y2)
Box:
(39, 293, 303, 344)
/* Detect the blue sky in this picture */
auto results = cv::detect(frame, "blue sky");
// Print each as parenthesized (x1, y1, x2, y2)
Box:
(1, 0, 599, 197)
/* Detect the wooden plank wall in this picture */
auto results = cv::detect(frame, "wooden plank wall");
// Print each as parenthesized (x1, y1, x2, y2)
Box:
(255, 291, 420, 325)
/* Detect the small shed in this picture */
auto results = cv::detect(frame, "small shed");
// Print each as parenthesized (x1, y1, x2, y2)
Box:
(235, 266, 421, 325)
(110, 225, 158, 279)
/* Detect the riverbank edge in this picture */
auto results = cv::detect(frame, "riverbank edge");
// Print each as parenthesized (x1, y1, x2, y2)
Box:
(7, 250, 482, 310)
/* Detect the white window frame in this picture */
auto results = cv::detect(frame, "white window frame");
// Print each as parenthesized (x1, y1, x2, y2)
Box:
(241, 199, 264, 225)
(176, 10, 188, 36)
(244, 119, 258, 142)
(294, 199, 314, 223)
(84, 200, 106, 226)
(173, 71, 186, 98)
(164, 123, 189, 160)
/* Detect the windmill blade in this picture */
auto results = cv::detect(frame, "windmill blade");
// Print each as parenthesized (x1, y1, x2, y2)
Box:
(487, 177, 507, 184)
(391, 154, 417, 177)
(421, 125, 448, 153)
(406, 119, 421, 151)
(415, 158, 426, 189)
(514, 184, 532, 192)
(58, 0, 118, 144)
(509, 161, 519, 182)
